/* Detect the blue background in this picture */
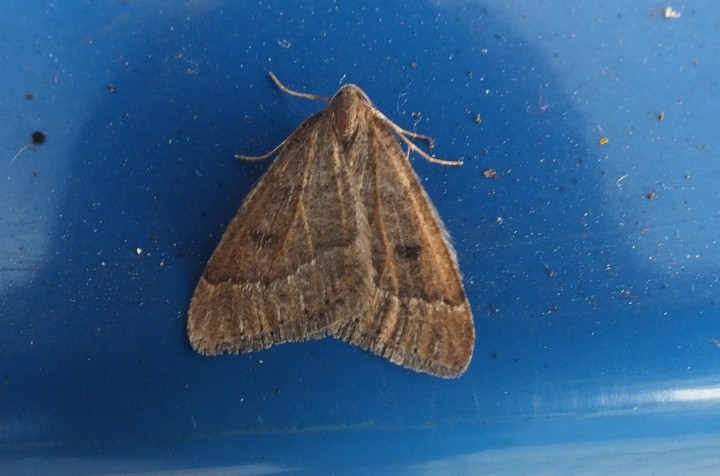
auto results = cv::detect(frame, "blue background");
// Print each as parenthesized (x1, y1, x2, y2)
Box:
(2, 1, 720, 474)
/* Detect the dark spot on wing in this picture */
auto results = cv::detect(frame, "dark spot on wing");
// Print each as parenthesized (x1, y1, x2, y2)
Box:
(251, 230, 279, 248)
(395, 244, 422, 260)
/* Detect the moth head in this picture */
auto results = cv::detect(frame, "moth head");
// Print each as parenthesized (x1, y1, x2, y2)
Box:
(328, 84, 372, 144)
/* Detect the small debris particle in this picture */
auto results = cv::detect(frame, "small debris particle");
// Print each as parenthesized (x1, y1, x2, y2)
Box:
(495, 217, 503, 224)
(25, 93, 34, 100)
(31, 131, 46, 145)
(646, 191, 656, 200)
(657, 111, 665, 121)
(664, 6, 681, 19)
(410, 62, 418, 70)
(473, 113, 482, 124)
(483, 169, 497, 179)
(136, 247, 143, 255)
(107, 83, 117, 93)
(277, 39, 291, 49)
(598, 137, 609, 145)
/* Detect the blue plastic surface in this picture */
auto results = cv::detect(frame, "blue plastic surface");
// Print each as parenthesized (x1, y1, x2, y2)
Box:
(3, 1, 720, 474)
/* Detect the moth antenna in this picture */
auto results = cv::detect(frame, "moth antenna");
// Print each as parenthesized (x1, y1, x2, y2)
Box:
(235, 73, 334, 161)
(235, 138, 287, 162)
(268, 72, 331, 103)
(240, 73, 463, 166)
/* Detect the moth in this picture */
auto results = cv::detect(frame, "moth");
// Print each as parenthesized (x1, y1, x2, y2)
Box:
(188, 73, 474, 377)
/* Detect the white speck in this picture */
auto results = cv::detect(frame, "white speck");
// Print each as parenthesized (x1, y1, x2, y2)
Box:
(664, 6, 681, 19)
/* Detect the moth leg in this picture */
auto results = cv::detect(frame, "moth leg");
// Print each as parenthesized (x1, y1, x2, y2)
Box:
(370, 109, 463, 166)
(394, 127, 435, 149)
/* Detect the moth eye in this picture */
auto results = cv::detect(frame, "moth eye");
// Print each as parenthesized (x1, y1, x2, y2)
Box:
(395, 244, 422, 260)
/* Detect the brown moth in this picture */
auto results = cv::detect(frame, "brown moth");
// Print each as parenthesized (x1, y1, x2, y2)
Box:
(188, 73, 474, 377)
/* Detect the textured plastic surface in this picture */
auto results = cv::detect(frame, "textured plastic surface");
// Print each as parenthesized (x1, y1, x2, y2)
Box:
(2, 1, 720, 474)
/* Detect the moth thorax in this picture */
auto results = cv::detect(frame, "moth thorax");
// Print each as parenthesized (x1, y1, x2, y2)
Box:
(329, 84, 371, 145)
